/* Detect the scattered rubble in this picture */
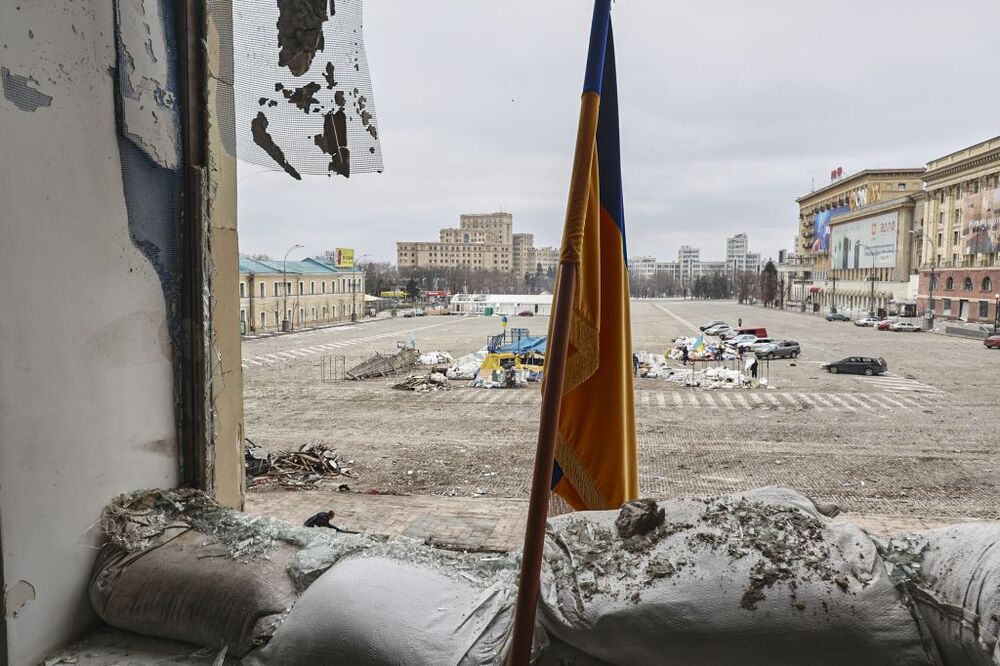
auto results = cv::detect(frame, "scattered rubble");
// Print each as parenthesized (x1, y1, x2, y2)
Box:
(393, 373, 450, 392)
(245, 441, 351, 489)
(615, 499, 665, 538)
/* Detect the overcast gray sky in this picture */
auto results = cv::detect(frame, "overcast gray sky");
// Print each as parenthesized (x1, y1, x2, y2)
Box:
(237, 0, 1000, 265)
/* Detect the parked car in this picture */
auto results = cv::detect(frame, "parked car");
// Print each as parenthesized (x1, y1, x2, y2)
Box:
(854, 317, 881, 327)
(745, 337, 775, 352)
(890, 321, 921, 332)
(517, 310, 534, 317)
(822, 356, 887, 376)
(985, 335, 1000, 349)
(725, 334, 758, 347)
(826, 312, 850, 321)
(875, 319, 896, 331)
(734, 327, 768, 338)
(699, 320, 727, 331)
(704, 324, 733, 337)
(756, 340, 801, 359)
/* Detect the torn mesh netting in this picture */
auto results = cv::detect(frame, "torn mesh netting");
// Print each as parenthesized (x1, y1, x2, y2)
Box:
(233, 0, 382, 178)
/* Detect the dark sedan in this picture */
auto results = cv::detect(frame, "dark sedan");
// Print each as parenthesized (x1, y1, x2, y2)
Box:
(825, 312, 851, 321)
(822, 356, 887, 376)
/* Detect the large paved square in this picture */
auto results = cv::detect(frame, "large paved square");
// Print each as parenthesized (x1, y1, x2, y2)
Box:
(242, 300, 998, 524)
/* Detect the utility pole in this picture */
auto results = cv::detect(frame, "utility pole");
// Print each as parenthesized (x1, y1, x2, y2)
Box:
(862, 245, 877, 316)
(282, 243, 303, 332)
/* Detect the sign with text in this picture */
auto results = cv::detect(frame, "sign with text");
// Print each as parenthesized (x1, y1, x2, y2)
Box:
(335, 248, 355, 268)
(830, 211, 898, 270)
(961, 187, 1000, 255)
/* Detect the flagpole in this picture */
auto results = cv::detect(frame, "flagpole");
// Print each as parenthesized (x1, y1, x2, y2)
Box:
(508, 2, 610, 663)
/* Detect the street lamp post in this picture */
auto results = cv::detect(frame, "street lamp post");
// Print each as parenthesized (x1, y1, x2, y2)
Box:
(908, 230, 938, 323)
(282, 243, 304, 332)
(351, 253, 370, 322)
(861, 245, 877, 316)
(994, 293, 1000, 333)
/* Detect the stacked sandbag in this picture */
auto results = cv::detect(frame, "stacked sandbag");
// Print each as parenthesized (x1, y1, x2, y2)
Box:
(89, 488, 377, 657)
(535, 487, 940, 665)
(245, 557, 516, 666)
(886, 522, 1000, 664)
(90, 527, 300, 656)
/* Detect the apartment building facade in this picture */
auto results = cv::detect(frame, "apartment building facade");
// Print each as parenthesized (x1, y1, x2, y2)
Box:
(397, 212, 559, 276)
(917, 136, 1000, 324)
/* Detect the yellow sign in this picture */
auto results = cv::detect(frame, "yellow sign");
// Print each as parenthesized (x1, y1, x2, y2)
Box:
(335, 248, 355, 268)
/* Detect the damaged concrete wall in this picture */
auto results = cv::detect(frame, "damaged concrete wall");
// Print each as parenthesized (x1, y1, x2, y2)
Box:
(0, 2, 179, 663)
(206, 0, 246, 509)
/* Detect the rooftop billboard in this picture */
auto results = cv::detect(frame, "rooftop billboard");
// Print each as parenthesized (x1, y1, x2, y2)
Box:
(812, 205, 851, 252)
(960, 187, 1000, 255)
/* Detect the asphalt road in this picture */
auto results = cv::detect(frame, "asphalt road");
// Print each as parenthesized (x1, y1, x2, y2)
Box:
(242, 300, 999, 524)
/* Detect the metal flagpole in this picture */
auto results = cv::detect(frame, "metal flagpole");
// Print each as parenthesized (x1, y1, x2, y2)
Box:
(508, 3, 610, 663)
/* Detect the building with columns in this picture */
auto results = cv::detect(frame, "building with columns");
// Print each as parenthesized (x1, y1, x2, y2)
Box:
(794, 168, 925, 314)
(916, 136, 1000, 325)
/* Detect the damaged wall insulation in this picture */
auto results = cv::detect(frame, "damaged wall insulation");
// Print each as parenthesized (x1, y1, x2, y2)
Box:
(0, 1, 184, 663)
(233, 0, 383, 178)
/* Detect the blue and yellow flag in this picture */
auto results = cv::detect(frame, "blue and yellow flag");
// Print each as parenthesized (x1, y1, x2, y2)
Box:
(692, 334, 705, 353)
(549, 1, 638, 511)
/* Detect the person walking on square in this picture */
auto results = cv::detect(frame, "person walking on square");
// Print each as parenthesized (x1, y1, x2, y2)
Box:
(738, 317, 743, 328)
(681, 346, 689, 366)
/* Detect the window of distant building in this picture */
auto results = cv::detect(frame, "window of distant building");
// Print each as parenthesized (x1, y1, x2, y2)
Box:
(310, 281, 315, 294)
(943, 298, 951, 312)
(982, 277, 992, 292)
(897, 183, 906, 191)
(273, 283, 279, 297)
(946, 277, 955, 290)
(239, 282, 245, 298)
(964, 277, 974, 290)
(299, 281, 304, 295)
(322, 281, 326, 294)
(260, 282, 266, 298)
(979, 301, 989, 318)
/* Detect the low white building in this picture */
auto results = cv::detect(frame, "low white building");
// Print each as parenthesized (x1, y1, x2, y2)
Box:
(450, 293, 553, 316)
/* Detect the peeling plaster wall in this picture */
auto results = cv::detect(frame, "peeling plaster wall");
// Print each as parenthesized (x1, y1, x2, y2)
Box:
(0, 3, 179, 663)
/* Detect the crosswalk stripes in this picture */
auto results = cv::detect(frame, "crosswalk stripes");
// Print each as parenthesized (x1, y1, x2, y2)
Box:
(368, 387, 940, 413)
(859, 373, 945, 394)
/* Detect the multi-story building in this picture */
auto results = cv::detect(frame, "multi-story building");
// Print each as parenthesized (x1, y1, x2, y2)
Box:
(678, 246, 701, 284)
(794, 168, 925, 312)
(238, 257, 365, 335)
(534, 246, 560, 275)
(512, 232, 535, 277)
(397, 212, 558, 276)
(917, 136, 1000, 325)
(825, 194, 921, 316)
(627, 255, 658, 279)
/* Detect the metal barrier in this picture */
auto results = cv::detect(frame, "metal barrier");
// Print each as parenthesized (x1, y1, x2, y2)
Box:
(320, 355, 346, 382)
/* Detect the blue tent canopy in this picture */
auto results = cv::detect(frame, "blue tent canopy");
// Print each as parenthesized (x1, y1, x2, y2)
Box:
(499, 336, 547, 354)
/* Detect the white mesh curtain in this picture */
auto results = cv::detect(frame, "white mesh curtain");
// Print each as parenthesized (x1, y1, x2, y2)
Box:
(232, 0, 383, 179)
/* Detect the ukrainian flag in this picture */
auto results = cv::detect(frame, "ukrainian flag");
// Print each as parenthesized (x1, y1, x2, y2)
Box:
(693, 334, 705, 353)
(549, 0, 638, 511)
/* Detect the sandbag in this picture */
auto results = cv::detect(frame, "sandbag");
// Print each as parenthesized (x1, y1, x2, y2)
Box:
(89, 527, 299, 656)
(897, 523, 1000, 664)
(536, 487, 939, 666)
(245, 557, 515, 666)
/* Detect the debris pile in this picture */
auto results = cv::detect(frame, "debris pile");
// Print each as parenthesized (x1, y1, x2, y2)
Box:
(446, 350, 487, 380)
(418, 351, 453, 365)
(245, 442, 352, 489)
(393, 373, 450, 392)
(346, 347, 420, 380)
(667, 336, 739, 362)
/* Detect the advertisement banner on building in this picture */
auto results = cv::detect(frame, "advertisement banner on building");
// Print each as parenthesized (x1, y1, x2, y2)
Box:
(335, 248, 355, 268)
(961, 188, 1000, 255)
(812, 205, 851, 252)
(830, 211, 898, 270)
